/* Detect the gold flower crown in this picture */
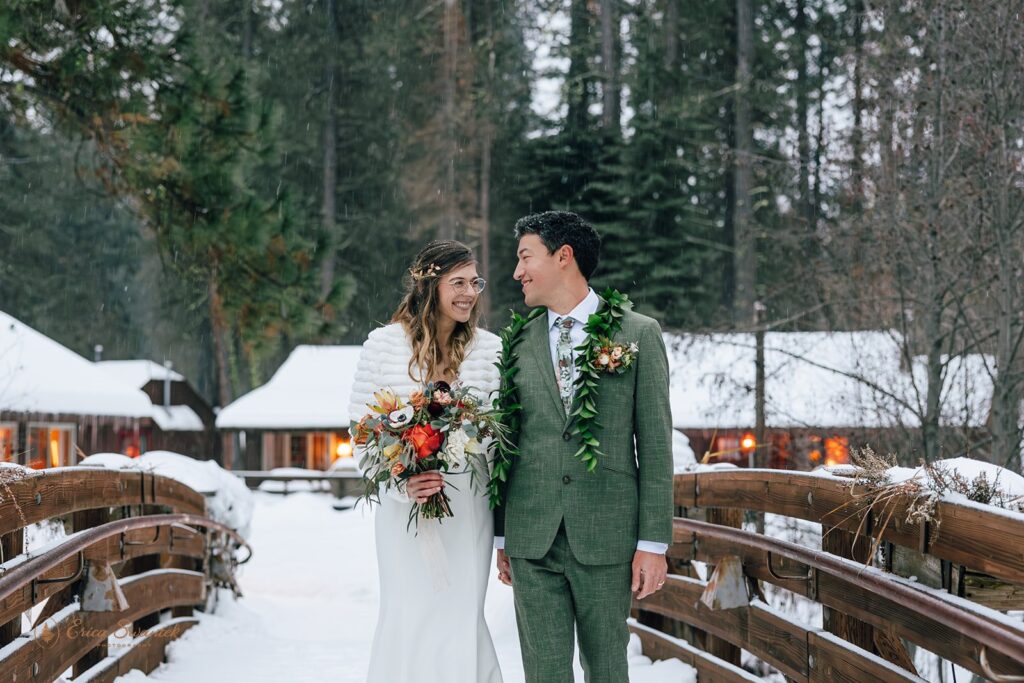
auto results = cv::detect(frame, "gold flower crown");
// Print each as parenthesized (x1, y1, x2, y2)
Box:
(410, 263, 442, 281)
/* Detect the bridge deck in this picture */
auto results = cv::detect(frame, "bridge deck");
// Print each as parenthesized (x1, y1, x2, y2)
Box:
(132, 491, 687, 682)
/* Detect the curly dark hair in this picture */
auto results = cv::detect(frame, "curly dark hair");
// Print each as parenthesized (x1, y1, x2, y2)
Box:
(513, 211, 601, 280)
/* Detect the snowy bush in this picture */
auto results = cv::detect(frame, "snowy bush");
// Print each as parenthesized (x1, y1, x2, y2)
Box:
(80, 451, 254, 539)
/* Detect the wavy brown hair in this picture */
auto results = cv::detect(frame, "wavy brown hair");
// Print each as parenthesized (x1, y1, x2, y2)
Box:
(391, 240, 480, 383)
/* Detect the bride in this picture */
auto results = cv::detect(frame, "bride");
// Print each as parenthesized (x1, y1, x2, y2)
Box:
(347, 240, 504, 682)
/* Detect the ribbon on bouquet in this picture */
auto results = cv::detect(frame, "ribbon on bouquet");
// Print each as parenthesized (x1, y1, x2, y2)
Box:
(417, 518, 451, 592)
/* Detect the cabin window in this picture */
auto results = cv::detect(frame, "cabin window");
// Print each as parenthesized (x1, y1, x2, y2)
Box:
(309, 433, 328, 470)
(289, 433, 307, 468)
(807, 434, 850, 467)
(27, 423, 76, 469)
(0, 424, 16, 462)
(824, 436, 850, 466)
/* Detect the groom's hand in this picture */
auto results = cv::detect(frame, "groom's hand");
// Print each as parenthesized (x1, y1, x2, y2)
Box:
(496, 549, 512, 586)
(631, 550, 667, 600)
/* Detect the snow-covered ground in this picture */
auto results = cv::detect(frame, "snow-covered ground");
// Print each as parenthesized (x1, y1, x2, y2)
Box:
(110, 491, 694, 682)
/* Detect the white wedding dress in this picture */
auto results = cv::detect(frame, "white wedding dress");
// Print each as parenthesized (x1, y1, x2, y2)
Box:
(348, 322, 503, 683)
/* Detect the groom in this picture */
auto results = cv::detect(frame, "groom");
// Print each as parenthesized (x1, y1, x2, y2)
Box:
(494, 211, 674, 682)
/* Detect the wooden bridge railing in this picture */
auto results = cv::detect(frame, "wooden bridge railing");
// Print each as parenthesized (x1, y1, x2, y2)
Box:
(0, 465, 251, 682)
(632, 469, 1024, 682)
(231, 469, 364, 497)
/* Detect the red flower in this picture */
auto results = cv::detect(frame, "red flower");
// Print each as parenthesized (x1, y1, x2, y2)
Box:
(402, 424, 444, 459)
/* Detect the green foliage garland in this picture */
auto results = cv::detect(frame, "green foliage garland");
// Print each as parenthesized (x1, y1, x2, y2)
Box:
(570, 288, 633, 472)
(488, 306, 546, 509)
(489, 289, 634, 506)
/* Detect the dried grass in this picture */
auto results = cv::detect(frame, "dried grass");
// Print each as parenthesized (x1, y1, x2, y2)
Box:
(823, 447, 1022, 567)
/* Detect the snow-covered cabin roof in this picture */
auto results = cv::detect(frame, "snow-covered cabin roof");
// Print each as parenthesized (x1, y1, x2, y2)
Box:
(667, 331, 992, 430)
(150, 405, 205, 432)
(97, 360, 185, 388)
(216, 345, 363, 430)
(96, 360, 206, 431)
(0, 311, 152, 418)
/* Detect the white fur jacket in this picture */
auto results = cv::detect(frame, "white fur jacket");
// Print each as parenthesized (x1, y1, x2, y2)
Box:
(348, 323, 502, 502)
(347, 322, 502, 420)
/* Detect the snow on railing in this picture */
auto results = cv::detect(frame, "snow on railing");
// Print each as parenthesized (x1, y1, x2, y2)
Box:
(631, 464, 1024, 682)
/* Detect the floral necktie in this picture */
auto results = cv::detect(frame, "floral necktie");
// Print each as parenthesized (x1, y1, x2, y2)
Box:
(554, 316, 575, 415)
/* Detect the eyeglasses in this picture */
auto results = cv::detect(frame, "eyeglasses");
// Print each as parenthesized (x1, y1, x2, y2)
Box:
(445, 277, 487, 294)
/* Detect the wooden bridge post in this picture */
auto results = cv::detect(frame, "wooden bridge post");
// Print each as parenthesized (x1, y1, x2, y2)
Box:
(821, 528, 875, 651)
(0, 529, 24, 648)
(130, 505, 164, 631)
(821, 528, 916, 673)
(72, 506, 111, 676)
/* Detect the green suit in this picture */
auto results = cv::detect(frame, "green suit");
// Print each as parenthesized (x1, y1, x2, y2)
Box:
(495, 300, 673, 682)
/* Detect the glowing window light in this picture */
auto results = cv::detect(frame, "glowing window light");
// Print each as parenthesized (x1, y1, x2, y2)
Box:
(824, 436, 850, 466)
(49, 430, 61, 468)
(740, 433, 757, 454)
(335, 440, 353, 458)
(0, 427, 12, 462)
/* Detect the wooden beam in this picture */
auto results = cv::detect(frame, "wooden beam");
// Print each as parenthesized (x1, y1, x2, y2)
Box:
(0, 569, 204, 682)
(0, 528, 23, 648)
(72, 506, 111, 677)
(74, 618, 199, 683)
(628, 621, 762, 682)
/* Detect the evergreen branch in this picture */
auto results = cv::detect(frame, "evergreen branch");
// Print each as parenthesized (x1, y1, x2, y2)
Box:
(569, 288, 633, 472)
(487, 306, 545, 509)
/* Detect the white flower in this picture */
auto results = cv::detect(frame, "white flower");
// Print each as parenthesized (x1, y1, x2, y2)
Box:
(465, 437, 484, 455)
(628, 342, 639, 353)
(597, 353, 610, 366)
(611, 347, 623, 360)
(387, 406, 415, 427)
(443, 427, 470, 463)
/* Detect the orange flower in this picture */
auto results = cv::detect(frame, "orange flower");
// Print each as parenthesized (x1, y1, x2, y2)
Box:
(402, 424, 444, 459)
(391, 462, 406, 477)
(352, 417, 371, 445)
(409, 390, 429, 411)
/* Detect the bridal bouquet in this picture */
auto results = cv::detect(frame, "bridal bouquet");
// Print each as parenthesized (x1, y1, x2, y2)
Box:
(353, 381, 506, 527)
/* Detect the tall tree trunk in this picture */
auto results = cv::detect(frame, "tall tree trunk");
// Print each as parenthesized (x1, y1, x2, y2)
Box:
(992, 247, 1021, 469)
(664, 0, 679, 71)
(319, 0, 339, 298)
(849, 0, 864, 210)
(732, 0, 756, 326)
(600, 0, 620, 132)
(991, 144, 1024, 470)
(794, 0, 814, 236)
(921, 5, 947, 464)
(478, 33, 495, 325)
(241, 0, 254, 60)
(209, 275, 234, 469)
(922, 300, 943, 463)
(566, 0, 591, 136)
(441, 0, 459, 240)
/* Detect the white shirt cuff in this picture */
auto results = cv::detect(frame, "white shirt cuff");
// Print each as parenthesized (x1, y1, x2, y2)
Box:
(497, 537, 665, 553)
(636, 540, 668, 554)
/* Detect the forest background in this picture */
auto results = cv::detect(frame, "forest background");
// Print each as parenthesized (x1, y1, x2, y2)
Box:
(1, 0, 1022, 465)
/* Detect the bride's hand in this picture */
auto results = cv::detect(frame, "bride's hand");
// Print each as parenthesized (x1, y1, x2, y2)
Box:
(406, 472, 445, 504)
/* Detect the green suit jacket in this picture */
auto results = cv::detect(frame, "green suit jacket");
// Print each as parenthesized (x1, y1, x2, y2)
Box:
(494, 302, 674, 565)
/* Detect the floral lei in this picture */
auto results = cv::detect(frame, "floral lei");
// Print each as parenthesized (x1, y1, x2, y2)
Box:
(488, 288, 633, 508)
